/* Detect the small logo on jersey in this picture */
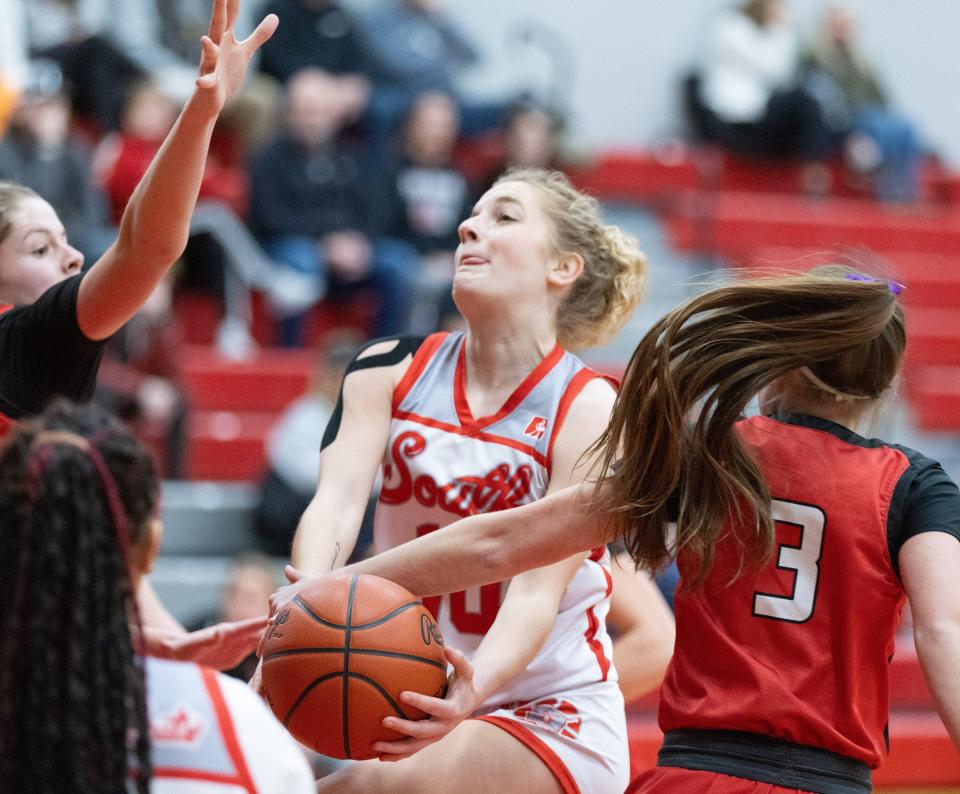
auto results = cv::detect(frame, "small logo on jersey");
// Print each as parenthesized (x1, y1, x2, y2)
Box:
(512, 698, 581, 739)
(523, 416, 548, 440)
(151, 704, 207, 746)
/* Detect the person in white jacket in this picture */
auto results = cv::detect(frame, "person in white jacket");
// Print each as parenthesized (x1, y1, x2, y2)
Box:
(697, 0, 830, 165)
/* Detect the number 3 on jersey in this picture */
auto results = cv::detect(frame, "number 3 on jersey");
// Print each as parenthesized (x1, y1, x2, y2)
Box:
(752, 499, 825, 623)
(416, 524, 501, 634)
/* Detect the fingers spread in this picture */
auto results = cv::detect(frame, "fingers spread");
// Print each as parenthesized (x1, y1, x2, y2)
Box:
(207, 0, 227, 42)
(243, 13, 279, 53)
(226, 0, 241, 32)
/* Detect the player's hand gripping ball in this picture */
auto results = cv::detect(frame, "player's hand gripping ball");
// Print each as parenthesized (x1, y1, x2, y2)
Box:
(261, 574, 448, 759)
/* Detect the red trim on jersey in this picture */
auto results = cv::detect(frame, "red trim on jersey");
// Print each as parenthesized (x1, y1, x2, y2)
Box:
(0, 412, 15, 439)
(0, 304, 11, 314)
(152, 768, 256, 786)
(453, 339, 565, 433)
(477, 715, 581, 794)
(394, 408, 549, 468)
(392, 332, 448, 413)
(200, 667, 257, 794)
(546, 368, 614, 475)
(584, 604, 612, 682)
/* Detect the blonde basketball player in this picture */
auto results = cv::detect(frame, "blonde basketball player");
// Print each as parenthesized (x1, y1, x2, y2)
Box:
(289, 168, 648, 793)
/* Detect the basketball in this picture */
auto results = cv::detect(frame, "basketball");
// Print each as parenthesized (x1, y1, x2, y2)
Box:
(260, 573, 449, 760)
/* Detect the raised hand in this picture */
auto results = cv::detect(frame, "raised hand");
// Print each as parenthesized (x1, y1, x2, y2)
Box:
(195, 0, 279, 112)
(372, 646, 479, 762)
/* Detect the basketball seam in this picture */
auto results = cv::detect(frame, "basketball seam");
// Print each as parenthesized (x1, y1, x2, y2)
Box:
(343, 575, 358, 758)
(264, 646, 447, 671)
(293, 595, 423, 630)
(281, 671, 342, 728)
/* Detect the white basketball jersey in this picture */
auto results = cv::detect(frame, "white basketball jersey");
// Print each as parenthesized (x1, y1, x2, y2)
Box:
(374, 332, 617, 709)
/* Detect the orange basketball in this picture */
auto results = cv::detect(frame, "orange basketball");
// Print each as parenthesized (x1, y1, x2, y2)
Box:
(261, 573, 448, 760)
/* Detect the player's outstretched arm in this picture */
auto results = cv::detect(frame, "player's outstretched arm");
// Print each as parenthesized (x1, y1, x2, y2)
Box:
(76, 0, 278, 340)
(901, 531, 960, 749)
(277, 482, 611, 614)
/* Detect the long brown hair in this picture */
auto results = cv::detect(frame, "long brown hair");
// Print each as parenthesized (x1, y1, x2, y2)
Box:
(593, 265, 905, 584)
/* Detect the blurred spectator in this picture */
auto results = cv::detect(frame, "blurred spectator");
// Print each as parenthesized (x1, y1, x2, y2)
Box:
(257, 0, 368, 85)
(96, 78, 280, 357)
(255, 335, 375, 557)
(22, 0, 202, 133)
(0, 60, 115, 262)
(803, 4, 922, 202)
(371, 91, 470, 331)
(250, 69, 417, 346)
(477, 101, 568, 192)
(0, 0, 28, 133)
(94, 279, 189, 478)
(360, 0, 508, 164)
(692, 0, 831, 179)
(189, 553, 279, 681)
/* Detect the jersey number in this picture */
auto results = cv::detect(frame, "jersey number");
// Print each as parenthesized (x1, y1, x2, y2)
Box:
(752, 499, 825, 623)
(416, 524, 501, 634)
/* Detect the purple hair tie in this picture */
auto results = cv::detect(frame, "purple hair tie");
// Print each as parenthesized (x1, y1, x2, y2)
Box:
(845, 273, 904, 295)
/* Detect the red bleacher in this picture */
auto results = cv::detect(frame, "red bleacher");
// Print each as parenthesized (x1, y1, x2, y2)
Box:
(179, 344, 314, 480)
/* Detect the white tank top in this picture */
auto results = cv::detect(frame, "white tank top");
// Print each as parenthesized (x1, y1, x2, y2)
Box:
(374, 332, 617, 708)
(137, 657, 313, 793)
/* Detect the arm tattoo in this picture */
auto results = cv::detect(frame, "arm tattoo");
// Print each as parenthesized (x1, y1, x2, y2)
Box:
(330, 542, 341, 570)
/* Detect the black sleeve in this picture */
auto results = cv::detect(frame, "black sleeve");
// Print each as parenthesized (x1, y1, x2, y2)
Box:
(320, 334, 427, 451)
(0, 275, 106, 419)
(889, 457, 960, 575)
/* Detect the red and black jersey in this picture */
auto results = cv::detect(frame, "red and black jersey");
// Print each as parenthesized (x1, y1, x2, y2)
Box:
(659, 412, 960, 768)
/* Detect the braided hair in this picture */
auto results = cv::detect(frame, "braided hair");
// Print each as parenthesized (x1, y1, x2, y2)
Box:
(0, 400, 159, 793)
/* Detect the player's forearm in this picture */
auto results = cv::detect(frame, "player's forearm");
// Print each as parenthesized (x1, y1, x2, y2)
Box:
(136, 577, 186, 634)
(120, 91, 219, 265)
(469, 594, 558, 703)
(612, 626, 674, 703)
(290, 491, 366, 573)
(342, 485, 606, 596)
(914, 619, 960, 749)
(79, 91, 220, 340)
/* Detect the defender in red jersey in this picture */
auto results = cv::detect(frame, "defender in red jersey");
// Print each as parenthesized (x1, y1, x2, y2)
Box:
(298, 265, 960, 793)
(272, 169, 673, 794)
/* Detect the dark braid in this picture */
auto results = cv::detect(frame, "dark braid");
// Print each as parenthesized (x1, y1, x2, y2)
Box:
(0, 400, 158, 794)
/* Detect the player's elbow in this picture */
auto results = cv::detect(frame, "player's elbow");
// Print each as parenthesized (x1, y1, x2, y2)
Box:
(914, 614, 960, 652)
(475, 517, 520, 583)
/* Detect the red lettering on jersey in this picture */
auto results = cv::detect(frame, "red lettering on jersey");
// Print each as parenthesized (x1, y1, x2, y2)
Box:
(523, 416, 548, 440)
(380, 430, 534, 516)
(151, 705, 206, 745)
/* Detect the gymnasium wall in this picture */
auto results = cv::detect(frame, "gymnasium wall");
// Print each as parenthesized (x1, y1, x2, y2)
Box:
(352, 0, 960, 166)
